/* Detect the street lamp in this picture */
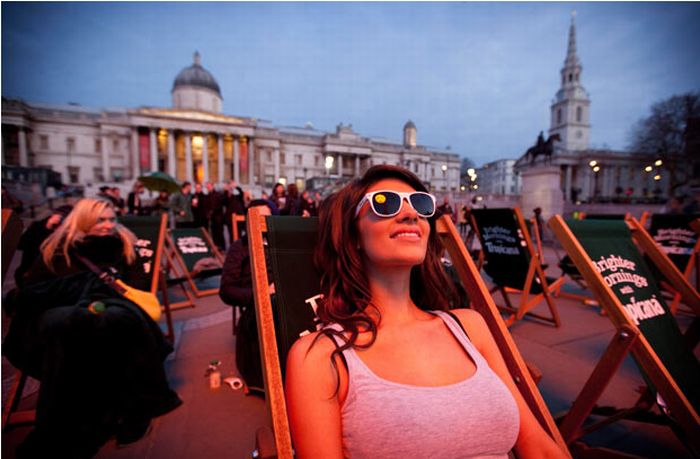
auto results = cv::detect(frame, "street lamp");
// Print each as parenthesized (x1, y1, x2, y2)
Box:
(324, 155, 334, 177)
(654, 159, 663, 167)
(644, 165, 653, 173)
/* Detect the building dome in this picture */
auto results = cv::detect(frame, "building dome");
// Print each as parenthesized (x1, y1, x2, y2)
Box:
(404, 120, 416, 130)
(403, 120, 417, 148)
(172, 51, 221, 96)
(171, 52, 223, 113)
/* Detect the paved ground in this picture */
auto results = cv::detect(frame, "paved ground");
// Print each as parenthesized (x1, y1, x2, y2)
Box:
(2, 243, 697, 458)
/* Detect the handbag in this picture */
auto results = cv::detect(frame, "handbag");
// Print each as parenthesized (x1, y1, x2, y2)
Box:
(74, 253, 162, 321)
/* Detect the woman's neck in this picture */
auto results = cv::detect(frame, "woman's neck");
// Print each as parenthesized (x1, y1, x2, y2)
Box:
(366, 265, 423, 328)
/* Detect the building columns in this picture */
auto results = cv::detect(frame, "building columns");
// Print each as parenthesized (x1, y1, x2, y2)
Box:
(233, 137, 240, 183)
(337, 153, 342, 176)
(130, 129, 139, 180)
(274, 149, 280, 182)
(185, 132, 193, 182)
(217, 135, 224, 183)
(102, 134, 110, 181)
(18, 128, 28, 167)
(248, 139, 255, 185)
(355, 155, 360, 175)
(202, 133, 209, 183)
(167, 130, 176, 177)
(149, 129, 158, 173)
(564, 165, 572, 202)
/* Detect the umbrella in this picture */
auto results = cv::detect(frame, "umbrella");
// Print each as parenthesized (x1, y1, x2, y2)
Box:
(137, 172, 180, 194)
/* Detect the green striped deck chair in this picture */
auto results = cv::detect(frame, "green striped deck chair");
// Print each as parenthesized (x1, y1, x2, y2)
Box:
(549, 215, 700, 455)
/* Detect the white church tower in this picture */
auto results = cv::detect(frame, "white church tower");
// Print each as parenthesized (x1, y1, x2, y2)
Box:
(549, 11, 591, 151)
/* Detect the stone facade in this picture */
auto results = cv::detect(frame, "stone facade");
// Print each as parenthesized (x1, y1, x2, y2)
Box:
(1, 53, 460, 194)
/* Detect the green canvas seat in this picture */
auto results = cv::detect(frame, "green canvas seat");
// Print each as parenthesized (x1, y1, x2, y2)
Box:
(167, 226, 224, 300)
(248, 208, 569, 458)
(549, 215, 700, 455)
(470, 207, 564, 327)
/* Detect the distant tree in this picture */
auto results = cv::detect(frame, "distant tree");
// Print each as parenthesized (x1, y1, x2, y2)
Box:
(628, 92, 700, 193)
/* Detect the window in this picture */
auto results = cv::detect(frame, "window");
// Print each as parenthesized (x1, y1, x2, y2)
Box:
(113, 139, 119, 152)
(95, 138, 102, 153)
(94, 167, 105, 182)
(67, 166, 80, 184)
(40, 135, 49, 150)
(266, 150, 272, 162)
(576, 106, 582, 123)
(280, 153, 286, 164)
(557, 109, 562, 125)
(66, 137, 76, 153)
(264, 174, 275, 187)
(568, 73, 573, 82)
(314, 155, 320, 167)
(111, 167, 124, 182)
(295, 178, 304, 190)
(296, 154, 302, 165)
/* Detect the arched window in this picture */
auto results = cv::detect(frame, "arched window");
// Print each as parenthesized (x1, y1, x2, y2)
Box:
(568, 73, 573, 82)
(557, 109, 562, 125)
(576, 106, 582, 122)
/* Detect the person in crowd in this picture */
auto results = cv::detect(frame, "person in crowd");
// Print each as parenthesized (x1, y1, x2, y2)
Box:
(191, 183, 208, 228)
(13, 205, 73, 289)
(457, 204, 468, 237)
(169, 181, 194, 228)
(436, 195, 455, 223)
(223, 180, 246, 244)
(219, 199, 275, 392)
(533, 207, 545, 243)
(127, 181, 145, 216)
(3, 198, 182, 458)
(300, 189, 318, 217)
(281, 183, 303, 216)
(285, 165, 567, 458)
(204, 182, 226, 250)
(270, 182, 287, 211)
(110, 187, 126, 215)
(153, 190, 170, 215)
(661, 195, 684, 214)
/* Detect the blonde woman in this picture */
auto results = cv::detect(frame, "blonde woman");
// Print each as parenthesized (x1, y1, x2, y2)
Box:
(4, 197, 182, 458)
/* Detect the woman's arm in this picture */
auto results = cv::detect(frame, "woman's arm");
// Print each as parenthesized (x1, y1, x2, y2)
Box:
(451, 309, 568, 459)
(285, 332, 346, 459)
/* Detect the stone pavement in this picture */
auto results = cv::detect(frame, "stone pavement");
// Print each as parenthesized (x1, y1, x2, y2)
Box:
(2, 246, 697, 458)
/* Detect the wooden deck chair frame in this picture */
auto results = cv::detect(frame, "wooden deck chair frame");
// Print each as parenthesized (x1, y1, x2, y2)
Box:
(120, 213, 175, 340)
(166, 226, 224, 301)
(247, 209, 570, 459)
(648, 214, 700, 314)
(1, 209, 34, 430)
(470, 207, 564, 327)
(231, 213, 246, 242)
(549, 215, 700, 453)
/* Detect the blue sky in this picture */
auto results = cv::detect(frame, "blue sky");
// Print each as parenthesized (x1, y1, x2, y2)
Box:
(3, 2, 699, 166)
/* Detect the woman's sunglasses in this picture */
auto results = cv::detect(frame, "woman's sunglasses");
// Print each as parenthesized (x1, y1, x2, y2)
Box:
(355, 190, 436, 218)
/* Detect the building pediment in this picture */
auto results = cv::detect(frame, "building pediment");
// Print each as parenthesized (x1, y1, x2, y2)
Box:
(133, 107, 254, 126)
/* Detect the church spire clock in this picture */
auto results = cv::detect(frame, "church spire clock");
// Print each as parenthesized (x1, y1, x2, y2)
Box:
(549, 11, 591, 151)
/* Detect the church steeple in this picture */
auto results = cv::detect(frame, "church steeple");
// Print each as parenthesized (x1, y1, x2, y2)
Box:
(549, 11, 591, 151)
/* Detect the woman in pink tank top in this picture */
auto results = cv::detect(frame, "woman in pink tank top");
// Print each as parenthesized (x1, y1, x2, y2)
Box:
(286, 165, 568, 459)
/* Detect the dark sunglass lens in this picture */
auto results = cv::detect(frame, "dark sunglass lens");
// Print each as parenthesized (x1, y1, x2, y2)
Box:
(410, 193, 434, 216)
(372, 192, 400, 216)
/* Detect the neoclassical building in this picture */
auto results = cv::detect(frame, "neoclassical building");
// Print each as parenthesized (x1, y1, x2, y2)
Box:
(514, 14, 669, 203)
(2, 52, 461, 194)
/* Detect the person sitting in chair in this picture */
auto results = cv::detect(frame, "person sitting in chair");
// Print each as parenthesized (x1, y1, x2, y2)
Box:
(285, 165, 566, 458)
(3, 198, 182, 458)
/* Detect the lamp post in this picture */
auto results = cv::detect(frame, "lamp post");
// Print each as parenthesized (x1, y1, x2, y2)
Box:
(589, 160, 601, 201)
(441, 164, 448, 191)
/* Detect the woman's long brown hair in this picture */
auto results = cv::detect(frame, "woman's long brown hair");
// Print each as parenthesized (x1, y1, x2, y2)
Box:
(312, 165, 459, 390)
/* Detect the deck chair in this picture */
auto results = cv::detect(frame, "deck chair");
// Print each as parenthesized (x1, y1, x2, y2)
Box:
(1, 209, 33, 430)
(470, 207, 564, 327)
(166, 226, 224, 303)
(120, 214, 175, 340)
(549, 215, 700, 455)
(648, 213, 700, 313)
(247, 209, 570, 459)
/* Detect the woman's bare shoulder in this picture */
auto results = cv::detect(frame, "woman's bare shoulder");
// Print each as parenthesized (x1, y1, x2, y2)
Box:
(447, 308, 491, 344)
(287, 330, 339, 369)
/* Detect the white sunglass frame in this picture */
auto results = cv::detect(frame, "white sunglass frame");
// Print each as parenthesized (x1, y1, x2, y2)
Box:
(355, 190, 436, 218)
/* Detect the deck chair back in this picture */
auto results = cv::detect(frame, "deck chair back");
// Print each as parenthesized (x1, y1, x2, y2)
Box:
(120, 214, 167, 293)
(168, 227, 223, 298)
(649, 213, 700, 274)
(549, 216, 700, 449)
(248, 208, 570, 458)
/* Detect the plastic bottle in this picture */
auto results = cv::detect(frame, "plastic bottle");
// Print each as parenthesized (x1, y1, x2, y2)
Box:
(208, 360, 222, 389)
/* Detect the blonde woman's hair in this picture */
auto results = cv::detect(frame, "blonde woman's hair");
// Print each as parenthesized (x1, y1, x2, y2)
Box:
(41, 198, 137, 270)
